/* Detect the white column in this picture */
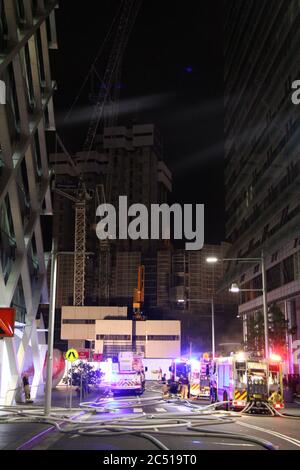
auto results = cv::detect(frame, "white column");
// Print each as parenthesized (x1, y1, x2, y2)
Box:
(285, 300, 294, 374)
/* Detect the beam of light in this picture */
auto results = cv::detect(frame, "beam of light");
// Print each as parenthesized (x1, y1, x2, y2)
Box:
(171, 141, 224, 173)
(56, 93, 175, 127)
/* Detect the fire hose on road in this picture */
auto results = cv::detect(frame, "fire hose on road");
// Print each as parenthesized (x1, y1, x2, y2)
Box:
(1, 395, 295, 450)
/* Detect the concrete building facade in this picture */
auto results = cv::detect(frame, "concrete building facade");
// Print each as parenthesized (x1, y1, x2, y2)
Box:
(224, 0, 300, 371)
(0, 0, 58, 404)
(50, 123, 173, 307)
(61, 306, 180, 359)
(170, 243, 235, 311)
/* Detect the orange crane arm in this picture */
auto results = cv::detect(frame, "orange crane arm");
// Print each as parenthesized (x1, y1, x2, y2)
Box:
(133, 265, 145, 309)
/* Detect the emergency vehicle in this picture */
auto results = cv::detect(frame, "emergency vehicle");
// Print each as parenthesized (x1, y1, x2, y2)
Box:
(102, 352, 145, 395)
(210, 352, 284, 410)
(169, 356, 211, 399)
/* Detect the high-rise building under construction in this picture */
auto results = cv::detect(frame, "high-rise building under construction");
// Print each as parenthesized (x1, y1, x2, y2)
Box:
(51, 123, 172, 307)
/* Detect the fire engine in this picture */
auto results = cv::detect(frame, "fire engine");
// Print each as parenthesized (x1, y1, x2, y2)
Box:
(101, 352, 145, 395)
(210, 352, 284, 411)
(169, 356, 211, 399)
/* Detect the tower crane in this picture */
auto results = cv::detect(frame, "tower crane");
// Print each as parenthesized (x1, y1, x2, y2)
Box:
(133, 265, 145, 320)
(52, 0, 142, 306)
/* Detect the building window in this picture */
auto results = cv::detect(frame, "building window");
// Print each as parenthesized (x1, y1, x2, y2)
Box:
(6, 63, 21, 139)
(147, 335, 180, 341)
(35, 28, 45, 87)
(96, 334, 131, 340)
(0, 0, 8, 52)
(262, 224, 269, 243)
(294, 252, 300, 280)
(32, 0, 38, 16)
(62, 319, 96, 324)
(280, 206, 289, 227)
(33, 131, 43, 180)
(16, 0, 26, 28)
(17, 158, 31, 227)
(11, 277, 26, 323)
(282, 256, 294, 284)
(23, 44, 35, 112)
(0, 195, 16, 282)
(266, 264, 281, 292)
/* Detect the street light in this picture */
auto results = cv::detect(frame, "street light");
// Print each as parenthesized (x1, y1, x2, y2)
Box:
(206, 251, 269, 359)
(229, 283, 240, 293)
(206, 257, 218, 264)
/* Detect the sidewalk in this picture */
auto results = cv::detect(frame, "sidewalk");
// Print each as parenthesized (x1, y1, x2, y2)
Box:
(0, 386, 101, 450)
(33, 385, 100, 408)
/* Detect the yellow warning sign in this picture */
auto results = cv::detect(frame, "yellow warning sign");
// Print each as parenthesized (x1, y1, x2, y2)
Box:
(65, 348, 79, 362)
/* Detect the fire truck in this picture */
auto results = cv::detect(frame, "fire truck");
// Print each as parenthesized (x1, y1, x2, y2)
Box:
(169, 356, 211, 399)
(102, 352, 145, 395)
(210, 352, 284, 411)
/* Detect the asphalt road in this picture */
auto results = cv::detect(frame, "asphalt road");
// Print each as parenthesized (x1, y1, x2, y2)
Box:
(1, 383, 300, 451)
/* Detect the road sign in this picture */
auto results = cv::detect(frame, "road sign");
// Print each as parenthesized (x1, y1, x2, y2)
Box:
(65, 348, 79, 362)
(78, 350, 90, 360)
(0, 308, 15, 337)
(93, 353, 103, 362)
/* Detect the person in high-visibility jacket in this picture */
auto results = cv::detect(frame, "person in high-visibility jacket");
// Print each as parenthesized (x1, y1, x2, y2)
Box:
(268, 389, 283, 407)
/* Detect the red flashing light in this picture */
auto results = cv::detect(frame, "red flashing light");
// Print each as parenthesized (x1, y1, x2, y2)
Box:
(269, 353, 281, 363)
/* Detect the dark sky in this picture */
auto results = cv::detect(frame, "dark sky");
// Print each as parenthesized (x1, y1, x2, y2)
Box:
(50, 0, 224, 243)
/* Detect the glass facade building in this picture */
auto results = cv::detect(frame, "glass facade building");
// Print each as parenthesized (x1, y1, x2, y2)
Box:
(224, 0, 300, 372)
(0, 0, 58, 404)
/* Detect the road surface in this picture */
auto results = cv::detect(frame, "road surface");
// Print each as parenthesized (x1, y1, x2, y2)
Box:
(1, 382, 300, 451)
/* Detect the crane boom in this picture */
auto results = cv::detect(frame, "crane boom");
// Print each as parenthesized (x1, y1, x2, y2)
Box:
(82, 0, 142, 157)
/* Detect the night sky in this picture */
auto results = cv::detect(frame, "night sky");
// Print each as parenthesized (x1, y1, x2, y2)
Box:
(50, 0, 224, 243)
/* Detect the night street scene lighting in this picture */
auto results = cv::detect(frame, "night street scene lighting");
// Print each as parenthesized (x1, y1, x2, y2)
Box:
(0, 0, 300, 463)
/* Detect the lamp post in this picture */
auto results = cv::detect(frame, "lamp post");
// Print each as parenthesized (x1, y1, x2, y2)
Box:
(44, 248, 94, 415)
(44, 239, 58, 416)
(206, 251, 269, 359)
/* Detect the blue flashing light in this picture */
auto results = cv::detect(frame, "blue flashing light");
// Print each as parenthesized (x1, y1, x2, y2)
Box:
(190, 359, 199, 368)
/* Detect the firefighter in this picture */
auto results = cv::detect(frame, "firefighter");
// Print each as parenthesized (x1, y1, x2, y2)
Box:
(140, 369, 145, 390)
(162, 379, 169, 397)
(22, 374, 33, 403)
(210, 378, 217, 403)
(268, 389, 283, 407)
(223, 388, 229, 411)
(180, 374, 189, 399)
